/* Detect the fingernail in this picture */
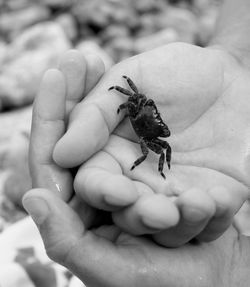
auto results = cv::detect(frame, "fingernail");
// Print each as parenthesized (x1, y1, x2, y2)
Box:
(182, 207, 208, 224)
(142, 216, 170, 230)
(23, 197, 50, 225)
(104, 194, 133, 206)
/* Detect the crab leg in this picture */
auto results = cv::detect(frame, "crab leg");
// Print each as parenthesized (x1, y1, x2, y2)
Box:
(122, 75, 139, 93)
(108, 85, 133, 96)
(131, 139, 148, 170)
(117, 102, 128, 114)
(153, 138, 171, 170)
(165, 144, 171, 170)
(158, 152, 166, 179)
(147, 140, 167, 178)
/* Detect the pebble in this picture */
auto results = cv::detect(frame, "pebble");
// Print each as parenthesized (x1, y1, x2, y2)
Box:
(134, 28, 179, 53)
(0, 5, 50, 40)
(40, 0, 73, 7)
(0, 22, 71, 110)
(56, 13, 78, 41)
(0, 107, 32, 208)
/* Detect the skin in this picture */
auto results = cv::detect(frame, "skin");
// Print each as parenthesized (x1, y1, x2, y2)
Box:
(23, 42, 250, 285)
(23, 187, 250, 287)
(23, 0, 250, 284)
(36, 43, 250, 247)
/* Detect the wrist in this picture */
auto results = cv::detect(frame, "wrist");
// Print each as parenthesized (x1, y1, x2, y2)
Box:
(210, 0, 250, 67)
(231, 235, 250, 287)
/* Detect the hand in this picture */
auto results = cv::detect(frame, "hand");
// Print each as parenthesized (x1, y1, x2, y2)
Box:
(23, 186, 250, 287)
(24, 47, 250, 287)
(28, 50, 106, 227)
(52, 43, 250, 246)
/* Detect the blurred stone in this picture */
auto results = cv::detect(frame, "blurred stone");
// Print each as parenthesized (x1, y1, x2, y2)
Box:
(0, 41, 7, 66)
(41, 0, 74, 7)
(136, 14, 159, 37)
(134, 28, 179, 53)
(197, 6, 218, 46)
(0, 106, 31, 138)
(106, 37, 134, 62)
(0, 106, 32, 207)
(0, 5, 50, 40)
(3, 132, 31, 207)
(72, 0, 137, 29)
(134, 0, 167, 14)
(56, 13, 78, 41)
(0, 192, 26, 228)
(156, 7, 198, 43)
(72, 1, 112, 28)
(0, 22, 71, 110)
(77, 40, 114, 70)
(193, 0, 219, 13)
(108, 2, 137, 27)
(100, 24, 130, 42)
(2, 0, 33, 10)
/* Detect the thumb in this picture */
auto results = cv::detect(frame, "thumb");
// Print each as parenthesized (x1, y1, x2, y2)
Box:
(22, 188, 84, 265)
(22, 189, 129, 287)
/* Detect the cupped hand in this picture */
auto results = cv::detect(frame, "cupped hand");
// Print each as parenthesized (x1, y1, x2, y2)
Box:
(53, 43, 250, 246)
(23, 186, 249, 287)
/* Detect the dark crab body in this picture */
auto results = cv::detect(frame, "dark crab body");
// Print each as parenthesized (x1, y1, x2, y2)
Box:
(108, 75, 171, 179)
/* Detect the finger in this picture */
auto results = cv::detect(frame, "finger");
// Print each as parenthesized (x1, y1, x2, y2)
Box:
(59, 50, 87, 114)
(84, 53, 105, 94)
(22, 189, 137, 286)
(153, 188, 216, 247)
(74, 151, 139, 211)
(196, 186, 247, 241)
(53, 65, 134, 168)
(22, 189, 84, 260)
(113, 193, 180, 235)
(30, 69, 73, 200)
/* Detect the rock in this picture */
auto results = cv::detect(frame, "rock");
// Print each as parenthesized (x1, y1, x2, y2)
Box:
(0, 107, 32, 207)
(100, 24, 130, 42)
(72, 0, 112, 28)
(0, 106, 31, 138)
(0, 22, 71, 110)
(72, 0, 137, 29)
(77, 40, 114, 70)
(134, 0, 167, 14)
(1, 0, 34, 11)
(3, 132, 31, 207)
(56, 13, 78, 42)
(134, 28, 179, 53)
(156, 7, 198, 44)
(105, 37, 134, 62)
(41, 0, 73, 8)
(0, 5, 50, 40)
(0, 41, 7, 66)
(193, 0, 218, 13)
(197, 6, 218, 46)
(136, 14, 159, 37)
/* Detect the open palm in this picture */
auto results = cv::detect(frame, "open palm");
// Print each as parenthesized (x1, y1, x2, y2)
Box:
(51, 43, 250, 246)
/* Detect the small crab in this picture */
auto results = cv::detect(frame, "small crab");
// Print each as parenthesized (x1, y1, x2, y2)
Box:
(108, 75, 171, 179)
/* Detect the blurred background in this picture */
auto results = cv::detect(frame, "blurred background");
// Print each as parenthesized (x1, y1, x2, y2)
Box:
(3, 1, 250, 286)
